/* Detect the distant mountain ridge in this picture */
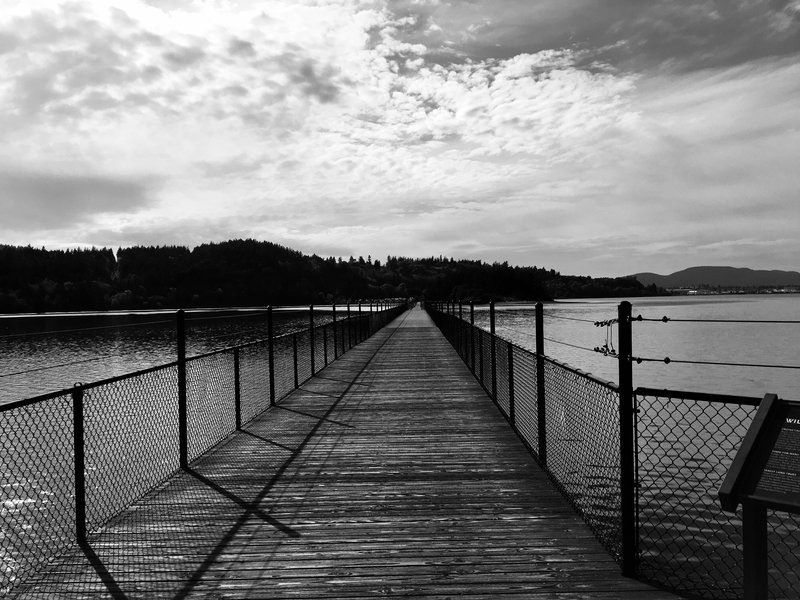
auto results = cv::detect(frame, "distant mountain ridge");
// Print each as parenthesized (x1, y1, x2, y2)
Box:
(633, 266, 800, 289)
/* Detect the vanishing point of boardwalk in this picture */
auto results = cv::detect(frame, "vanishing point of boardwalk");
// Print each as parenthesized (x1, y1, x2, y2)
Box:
(17, 307, 681, 599)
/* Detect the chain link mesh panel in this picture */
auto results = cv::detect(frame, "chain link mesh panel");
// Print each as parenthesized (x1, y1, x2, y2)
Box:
(334, 317, 342, 353)
(84, 366, 180, 529)
(459, 315, 470, 361)
(349, 316, 359, 348)
(272, 334, 295, 400)
(636, 392, 759, 599)
(454, 317, 473, 370)
(494, 340, 510, 418)
(295, 330, 313, 386)
(510, 346, 539, 457)
(340, 316, 350, 352)
(313, 325, 326, 374)
(349, 316, 358, 349)
(0, 394, 74, 597)
(467, 323, 476, 372)
(238, 340, 269, 424)
(347, 317, 355, 350)
(542, 357, 622, 560)
(186, 353, 236, 461)
(346, 317, 354, 349)
(768, 510, 800, 599)
(483, 330, 493, 395)
(320, 323, 330, 367)
(476, 329, 487, 392)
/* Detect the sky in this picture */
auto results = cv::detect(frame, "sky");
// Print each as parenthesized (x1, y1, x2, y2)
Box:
(0, 0, 798, 277)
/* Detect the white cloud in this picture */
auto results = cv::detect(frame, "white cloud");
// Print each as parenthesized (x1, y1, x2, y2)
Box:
(0, 0, 796, 277)
(539, 56, 800, 274)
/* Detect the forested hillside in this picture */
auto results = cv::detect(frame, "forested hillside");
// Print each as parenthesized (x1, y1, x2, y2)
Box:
(0, 240, 660, 313)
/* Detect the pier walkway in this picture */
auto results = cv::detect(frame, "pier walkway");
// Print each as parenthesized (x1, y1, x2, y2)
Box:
(17, 307, 681, 598)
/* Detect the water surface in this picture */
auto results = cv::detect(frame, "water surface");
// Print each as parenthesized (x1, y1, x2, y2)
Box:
(0, 306, 343, 404)
(472, 294, 800, 399)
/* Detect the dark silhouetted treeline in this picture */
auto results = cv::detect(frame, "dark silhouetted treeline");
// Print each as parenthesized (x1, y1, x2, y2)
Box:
(0, 240, 662, 313)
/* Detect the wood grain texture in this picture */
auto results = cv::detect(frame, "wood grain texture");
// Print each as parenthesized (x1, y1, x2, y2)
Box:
(16, 307, 683, 599)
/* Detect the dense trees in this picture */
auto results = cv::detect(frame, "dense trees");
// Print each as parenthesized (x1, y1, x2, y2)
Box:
(0, 245, 115, 312)
(0, 240, 661, 313)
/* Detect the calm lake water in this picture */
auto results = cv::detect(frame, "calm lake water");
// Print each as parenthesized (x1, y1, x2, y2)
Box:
(1, 296, 799, 404)
(472, 294, 800, 400)
(0, 307, 346, 405)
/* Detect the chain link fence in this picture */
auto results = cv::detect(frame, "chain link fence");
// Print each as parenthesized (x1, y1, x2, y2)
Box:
(187, 352, 236, 461)
(0, 303, 406, 597)
(427, 304, 623, 561)
(543, 357, 622, 560)
(0, 392, 74, 597)
(426, 302, 800, 600)
(84, 366, 180, 530)
(238, 340, 269, 425)
(494, 340, 511, 418)
(637, 389, 800, 600)
(767, 510, 800, 600)
(509, 346, 539, 457)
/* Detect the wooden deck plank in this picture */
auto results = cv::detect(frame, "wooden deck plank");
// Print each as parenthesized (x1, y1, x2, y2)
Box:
(14, 307, 683, 599)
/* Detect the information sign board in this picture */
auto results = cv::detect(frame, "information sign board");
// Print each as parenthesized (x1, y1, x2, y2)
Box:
(718, 394, 800, 600)
(719, 394, 800, 513)
(753, 403, 800, 507)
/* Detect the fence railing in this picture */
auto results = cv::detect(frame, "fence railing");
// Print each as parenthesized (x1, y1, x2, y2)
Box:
(425, 300, 800, 600)
(0, 301, 407, 597)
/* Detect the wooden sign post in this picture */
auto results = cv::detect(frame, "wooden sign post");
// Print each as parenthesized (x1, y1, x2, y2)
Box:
(719, 394, 800, 600)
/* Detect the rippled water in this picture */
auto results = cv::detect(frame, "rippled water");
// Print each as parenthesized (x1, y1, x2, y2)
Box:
(3, 296, 799, 405)
(0, 307, 345, 405)
(471, 294, 800, 399)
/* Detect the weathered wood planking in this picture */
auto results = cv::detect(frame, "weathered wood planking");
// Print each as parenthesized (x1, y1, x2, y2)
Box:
(16, 307, 683, 599)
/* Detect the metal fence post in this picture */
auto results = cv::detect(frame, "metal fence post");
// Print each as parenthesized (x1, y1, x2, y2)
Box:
(332, 304, 338, 359)
(618, 300, 637, 577)
(177, 309, 188, 468)
(343, 303, 348, 354)
(490, 301, 497, 404)
(347, 302, 352, 349)
(309, 304, 316, 375)
(508, 342, 515, 424)
(535, 302, 547, 466)
(743, 501, 768, 600)
(478, 329, 484, 386)
(234, 347, 241, 430)
(72, 385, 86, 544)
(358, 302, 363, 342)
(470, 301, 476, 373)
(458, 302, 464, 356)
(268, 306, 275, 407)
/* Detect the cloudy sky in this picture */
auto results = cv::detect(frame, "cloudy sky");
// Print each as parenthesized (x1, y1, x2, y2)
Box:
(1, 0, 798, 276)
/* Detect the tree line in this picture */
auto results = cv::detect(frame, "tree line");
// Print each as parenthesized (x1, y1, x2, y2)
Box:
(0, 240, 662, 313)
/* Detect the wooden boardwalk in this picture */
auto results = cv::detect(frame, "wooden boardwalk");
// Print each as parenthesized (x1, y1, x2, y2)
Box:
(17, 307, 682, 599)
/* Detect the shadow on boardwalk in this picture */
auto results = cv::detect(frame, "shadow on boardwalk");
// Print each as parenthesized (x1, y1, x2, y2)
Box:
(16, 308, 682, 599)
